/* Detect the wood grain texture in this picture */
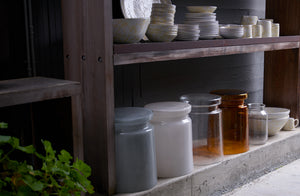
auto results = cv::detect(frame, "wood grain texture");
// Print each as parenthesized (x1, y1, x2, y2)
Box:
(264, 0, 300, 119)
(61, 0, 115, 194)
(0, 77, 80, 107)
(114, 42, 299, 65)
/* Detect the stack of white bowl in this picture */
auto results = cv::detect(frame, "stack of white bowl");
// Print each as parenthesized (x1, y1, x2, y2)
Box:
(219, 24, 244, 39)
(184, 6, 219, 39)
(150, 3, 176, 25)
(176, 24, 200, 41)
(146, 3, 178, 42)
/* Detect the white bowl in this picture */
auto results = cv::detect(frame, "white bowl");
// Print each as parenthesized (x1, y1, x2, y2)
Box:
(219, 26, 244, 39)
(268, 116, 289, 136)
(113, 18, 150, 44)
(265, 107, 290, 119)
(186, 6, 217, 13)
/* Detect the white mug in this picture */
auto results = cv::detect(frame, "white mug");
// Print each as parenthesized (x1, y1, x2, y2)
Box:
(283, 118, 299, 131)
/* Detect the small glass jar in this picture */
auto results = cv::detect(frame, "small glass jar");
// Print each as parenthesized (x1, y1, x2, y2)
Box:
(211, 89, 249, 155)
(248, 103, 268, 145)
(115, 107, 157, 193)
(180, 93, 223, 165)
(145, 102, 193, 178)
(272, 23, 280, 37)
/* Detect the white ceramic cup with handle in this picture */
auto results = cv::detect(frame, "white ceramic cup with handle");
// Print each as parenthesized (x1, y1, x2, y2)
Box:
(283, 117, 299, 131)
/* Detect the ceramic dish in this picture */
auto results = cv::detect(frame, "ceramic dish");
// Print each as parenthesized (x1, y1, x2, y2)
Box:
(121, 0, 161, 18)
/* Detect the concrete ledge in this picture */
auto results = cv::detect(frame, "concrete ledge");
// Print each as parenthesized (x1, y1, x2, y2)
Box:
(115, 129, 300, 196)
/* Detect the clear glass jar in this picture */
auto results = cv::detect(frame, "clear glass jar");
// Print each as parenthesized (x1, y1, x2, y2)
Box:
(115, 107, 157, 193)
(180, 93, 223, 165)
(211, 89, 249, 155)
(248, 103, 268, 145)
(144, 102, 193, 178)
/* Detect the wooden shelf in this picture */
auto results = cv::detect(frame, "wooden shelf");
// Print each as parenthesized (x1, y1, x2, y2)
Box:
(0, 77, 81, 107)
(114, 35, 300, 65)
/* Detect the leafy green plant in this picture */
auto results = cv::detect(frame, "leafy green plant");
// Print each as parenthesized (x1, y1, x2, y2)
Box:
(0, 135, 94, 196)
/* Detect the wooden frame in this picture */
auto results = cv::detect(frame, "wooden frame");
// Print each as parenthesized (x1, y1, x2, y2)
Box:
(61, 0, 115, 194)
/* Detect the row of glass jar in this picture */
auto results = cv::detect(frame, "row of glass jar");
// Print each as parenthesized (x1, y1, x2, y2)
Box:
(114, 89, 268, 193)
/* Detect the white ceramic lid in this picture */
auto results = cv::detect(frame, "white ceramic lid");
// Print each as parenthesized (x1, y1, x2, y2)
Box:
(145, 102, 191, 119)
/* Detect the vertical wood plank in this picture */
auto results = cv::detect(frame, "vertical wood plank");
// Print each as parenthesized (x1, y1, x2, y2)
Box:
(264, 0, 300, 119)
(61, 0, 115, 194)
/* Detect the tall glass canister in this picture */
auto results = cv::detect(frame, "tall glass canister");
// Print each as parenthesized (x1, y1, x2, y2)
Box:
(180, 94, 223, 165)
(210, 89, 249, 155)
(115, 107, 157, 193)
(248, 103, 268, 145)
(144, 102, 193, 178)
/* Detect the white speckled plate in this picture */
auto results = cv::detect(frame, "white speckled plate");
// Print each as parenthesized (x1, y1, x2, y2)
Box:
(121, 0, 161, 18)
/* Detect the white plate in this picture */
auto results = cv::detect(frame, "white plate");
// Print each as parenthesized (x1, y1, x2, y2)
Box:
(121, 0, 161, 18)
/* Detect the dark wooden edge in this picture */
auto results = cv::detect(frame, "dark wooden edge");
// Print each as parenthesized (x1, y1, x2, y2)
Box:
(0, 77, 81, 107)
(114, 42, 300, 65)
(114, 35, 300, 54)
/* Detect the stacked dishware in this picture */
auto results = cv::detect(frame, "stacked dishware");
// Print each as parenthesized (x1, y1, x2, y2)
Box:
(184, 6, 219, 39)
(219, 24, 244, 39)
(176, 24, 200, 41)
(146, 2, 178, 42)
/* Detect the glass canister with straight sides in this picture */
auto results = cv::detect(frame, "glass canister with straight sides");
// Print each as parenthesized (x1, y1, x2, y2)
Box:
(144, 102, 193, 178)
(248, 103, 268, 145)
(180, 94, 223, 165)
(115, 107, 157, 193)
(210, 89, 249, 155)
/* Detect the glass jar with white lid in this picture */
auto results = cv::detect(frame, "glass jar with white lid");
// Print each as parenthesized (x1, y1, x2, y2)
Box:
(144, 102, 193, 178)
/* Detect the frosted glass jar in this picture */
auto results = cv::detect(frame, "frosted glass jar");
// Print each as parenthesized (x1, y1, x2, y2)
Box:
(145, 102, 193, 178)
(248, 103, 268, 145)
(115, 107, 157, 193)
(180, 94, 223, 165)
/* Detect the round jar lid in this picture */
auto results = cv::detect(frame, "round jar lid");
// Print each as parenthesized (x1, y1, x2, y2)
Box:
(180, 93, 221, 107)
(144, 102, 191, 119)
(115, 107, 153, 125)
(210, 89, 248, 100)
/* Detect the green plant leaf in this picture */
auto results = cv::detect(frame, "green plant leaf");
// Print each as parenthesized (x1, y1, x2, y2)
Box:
(73, 159, 92, 178)
(58, 150, 72, 164)
(0, 122, 8, 129)
(22, 174, 44, 191)
(0, 135, 11, 143)
(16, 145, 35, 154)
(10, 137, 20, 148)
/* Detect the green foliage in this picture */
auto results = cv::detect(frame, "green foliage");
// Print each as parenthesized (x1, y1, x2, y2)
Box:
(0, 135, 94, 195)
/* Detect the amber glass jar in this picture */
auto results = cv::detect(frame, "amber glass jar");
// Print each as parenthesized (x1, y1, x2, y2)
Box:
(210, 89, 249, 155)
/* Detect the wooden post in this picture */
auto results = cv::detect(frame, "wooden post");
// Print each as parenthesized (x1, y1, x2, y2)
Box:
(264, 0, 300, 119)
(61, 0, 115, 195)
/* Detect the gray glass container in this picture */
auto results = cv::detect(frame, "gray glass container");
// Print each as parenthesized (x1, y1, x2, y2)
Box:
(180, 93, 223, 165)
(248, 103, 268, 145)
(115, 107, 157, 193)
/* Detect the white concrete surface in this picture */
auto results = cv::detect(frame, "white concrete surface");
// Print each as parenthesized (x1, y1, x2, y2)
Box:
(115, 129, 300, 196)
(224, 158, 300, 196)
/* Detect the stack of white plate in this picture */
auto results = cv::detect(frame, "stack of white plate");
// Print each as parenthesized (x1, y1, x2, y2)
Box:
(151, 3, 176, 25)
(184, 6, 219, 39)
(176, 24, 200, 41)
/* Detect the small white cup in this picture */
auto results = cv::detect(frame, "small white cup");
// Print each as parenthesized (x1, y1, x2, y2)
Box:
(241, 15, 258, 25)
(252, 24, 262, 38)
(257, 20, 272, 37)
(283, 118, 299, 131)
(243, 25, 253, 38)
(272, 23, 280, 37)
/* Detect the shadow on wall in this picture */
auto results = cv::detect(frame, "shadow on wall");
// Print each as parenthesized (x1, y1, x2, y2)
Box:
(114, 0, 266, 107)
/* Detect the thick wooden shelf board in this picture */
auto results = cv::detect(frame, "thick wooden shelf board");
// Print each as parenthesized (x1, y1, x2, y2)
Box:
(0, 77, 81, 107)
(114, 36, 300, 65)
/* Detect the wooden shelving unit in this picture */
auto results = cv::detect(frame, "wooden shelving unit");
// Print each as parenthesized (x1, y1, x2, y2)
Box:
(0, 77, 81, 107)
(114, 36, 300, 65)
(61, 0, 300, 195)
